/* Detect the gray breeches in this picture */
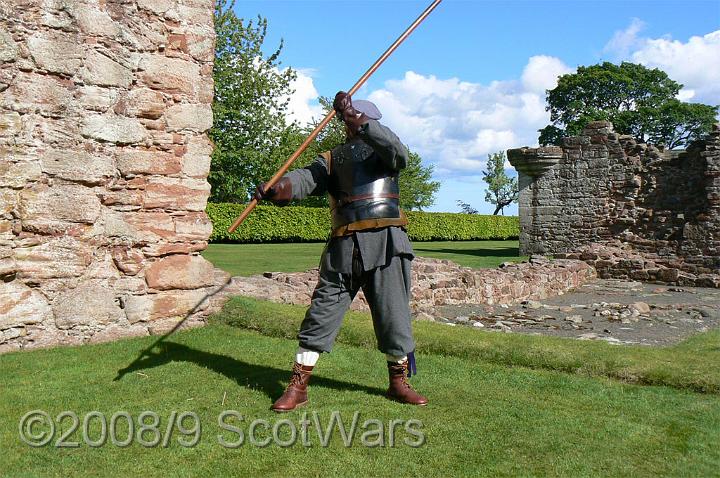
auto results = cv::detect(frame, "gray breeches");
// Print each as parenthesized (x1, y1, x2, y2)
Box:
(297, 251, 415, 357)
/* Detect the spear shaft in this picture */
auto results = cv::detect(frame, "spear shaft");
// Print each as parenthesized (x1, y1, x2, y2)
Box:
(227, 0, 442, 233)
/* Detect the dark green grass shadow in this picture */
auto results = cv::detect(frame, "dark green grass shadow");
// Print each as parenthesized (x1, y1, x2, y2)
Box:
(114, 342, 385, 401)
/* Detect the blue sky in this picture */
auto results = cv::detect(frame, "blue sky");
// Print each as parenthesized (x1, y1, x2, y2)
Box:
(234, 0, 720, 214)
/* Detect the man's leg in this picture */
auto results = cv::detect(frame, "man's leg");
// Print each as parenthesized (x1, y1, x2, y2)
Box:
(362, 255, 427, 406)
(362, 255, 415, 357)
(272, 266, 356, 412)
(297, 267, 356, 353)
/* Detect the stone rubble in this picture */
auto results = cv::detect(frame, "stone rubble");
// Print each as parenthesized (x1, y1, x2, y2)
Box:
(223, 255, 597, 313)
(431, 279, 720, 346)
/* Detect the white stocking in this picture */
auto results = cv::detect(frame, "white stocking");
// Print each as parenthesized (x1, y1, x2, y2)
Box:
(295, 346, 320, 366)
(385, 354, 407, 363)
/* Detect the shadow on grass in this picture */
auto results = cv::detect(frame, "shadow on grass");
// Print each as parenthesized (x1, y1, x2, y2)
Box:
(115, 342, 385, 401)
(413, 246, 520, 258)
(113, 274, 385, 404)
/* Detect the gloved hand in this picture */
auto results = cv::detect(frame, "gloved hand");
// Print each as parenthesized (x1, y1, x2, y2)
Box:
(253, 177, 293, 206)
(333, 91, 369, 133)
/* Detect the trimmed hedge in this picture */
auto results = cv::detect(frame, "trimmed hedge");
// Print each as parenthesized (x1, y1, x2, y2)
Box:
(206, 202, 519, 243)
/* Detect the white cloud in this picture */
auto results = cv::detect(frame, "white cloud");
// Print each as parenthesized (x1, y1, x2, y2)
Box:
(603, 22, 720, 104)
(280, 68, 324, 126)
(279, 56, 572, 181)
(603, 18, 646, 59)
(521, 55, 574, 94)
(363, 58, 571, 178)
(631, 30, 720, 104)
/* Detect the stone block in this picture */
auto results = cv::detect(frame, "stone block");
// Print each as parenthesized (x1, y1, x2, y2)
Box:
(77, 85, 120, 112)
(2, 72, 74, 117)
(0, 27, 18, 62)
(123, 294, 153, 323)
(141, 241, 207, 257)
(176, 5, 214, 28)
(115, 88, 165, 119)
(53, 281, 124, 329)
(145, 254, 215, 290)
(2, 327, 25, 342)
(0, 280, 52, 329)
(138, 55, 200, 96)
(82, 114, 147, 144)
(187, 34, 214, 62)
(80, 50, 132, 88)
(111, 246, 145, 275)
(14, 237, 93, 280)
(0, 160, 41, 188)
(71, 6, 120, 37)
(136, 0, 175, 15)
(99, 189, 144, 208)
(107, 210, 176, 243)
(174, 212, 213, 241)
(111, 276, 147, 295)
(115, 148, 181, 175)
(166, 103, 212, 132)
(0, 111, 22, 139)
(19, 184, 101, 226)
(148, 289, 211, 322)
(142, 177, 210, 211)
(40, 149, 115, 185)
(181, 135, 213, 178)
(26, 32, 83, 74)
(0, 189, 20, 215)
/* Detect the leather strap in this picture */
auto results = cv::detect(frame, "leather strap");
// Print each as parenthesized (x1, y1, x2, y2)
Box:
(332, 210, 409, 237)
(320, 150, 332, 174)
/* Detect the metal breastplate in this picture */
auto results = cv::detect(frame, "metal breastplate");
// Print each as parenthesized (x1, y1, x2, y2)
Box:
(328, 139, 401, 230)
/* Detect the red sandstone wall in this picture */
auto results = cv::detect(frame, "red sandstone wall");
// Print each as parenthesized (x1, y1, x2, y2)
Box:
(0, 0, 220, 352)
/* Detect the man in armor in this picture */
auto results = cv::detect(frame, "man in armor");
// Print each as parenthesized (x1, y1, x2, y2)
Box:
(255, 91, 428, 412)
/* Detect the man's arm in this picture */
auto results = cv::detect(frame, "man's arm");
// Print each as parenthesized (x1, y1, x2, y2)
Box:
(358, 119, 409, 171)
(284, 157, 330, 200)
(332, 91, 408, 171)
(255, 156, 329, 205)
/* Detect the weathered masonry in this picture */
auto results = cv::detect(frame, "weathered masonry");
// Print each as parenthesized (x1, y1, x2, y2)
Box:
(508, 121, 720, 287)
(0, 0, 220, 351)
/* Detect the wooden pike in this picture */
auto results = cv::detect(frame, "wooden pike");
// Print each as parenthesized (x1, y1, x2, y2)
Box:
(227, 0, 442, 233)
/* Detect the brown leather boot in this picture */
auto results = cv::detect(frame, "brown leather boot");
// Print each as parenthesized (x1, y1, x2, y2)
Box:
(271, 362, 314, 412)
(386, 361, 428, 406)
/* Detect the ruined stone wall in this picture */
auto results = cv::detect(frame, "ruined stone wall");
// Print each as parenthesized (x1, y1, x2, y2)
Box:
(223, 256, 597, 312)
(508, 122, 720, 285)
(0, 0, 220, 352)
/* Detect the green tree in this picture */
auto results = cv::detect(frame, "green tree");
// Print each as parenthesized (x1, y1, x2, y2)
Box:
(456, 200, 478, 214)
(399, 150, 440, 211)
(538, 61, 718, 148)
(209, 0, 298, 202)
(482, 151, 518, 215)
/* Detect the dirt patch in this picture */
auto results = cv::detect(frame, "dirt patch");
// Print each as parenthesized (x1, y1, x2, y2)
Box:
(428, 279, 720, 346)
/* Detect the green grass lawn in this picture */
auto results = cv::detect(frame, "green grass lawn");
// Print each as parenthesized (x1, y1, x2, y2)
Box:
(5, 241, 718, 476)
(2, 321, 719, 477)
(203, 240, 524, 276)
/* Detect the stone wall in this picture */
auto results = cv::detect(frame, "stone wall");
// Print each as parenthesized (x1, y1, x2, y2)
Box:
(0, 0, 220, 352)
(508, 122, 720, 285)
(224, 256, 597, 313)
